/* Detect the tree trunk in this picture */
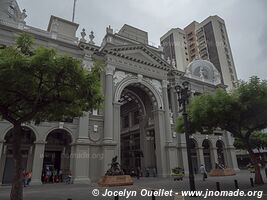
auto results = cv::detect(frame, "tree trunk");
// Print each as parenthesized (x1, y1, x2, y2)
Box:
(247, 147, 264, 185)
(10, 124, 23, 200)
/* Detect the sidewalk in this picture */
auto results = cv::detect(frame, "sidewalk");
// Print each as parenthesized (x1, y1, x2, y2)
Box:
(0, 170, 266, 200)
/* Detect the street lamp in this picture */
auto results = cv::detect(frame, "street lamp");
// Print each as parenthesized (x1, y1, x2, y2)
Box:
(175, 81, 196, 192)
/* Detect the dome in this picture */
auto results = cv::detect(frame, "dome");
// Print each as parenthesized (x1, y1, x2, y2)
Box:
(185, 59, 221, 85)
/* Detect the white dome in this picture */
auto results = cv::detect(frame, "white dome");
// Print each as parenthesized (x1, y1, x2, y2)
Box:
(185, 59, 221, 85)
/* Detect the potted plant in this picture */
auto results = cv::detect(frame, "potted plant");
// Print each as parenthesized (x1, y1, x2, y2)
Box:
(171, 167, 184, 181)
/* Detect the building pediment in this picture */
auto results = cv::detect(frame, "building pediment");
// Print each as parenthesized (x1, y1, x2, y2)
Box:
(103, 44, 172, 71)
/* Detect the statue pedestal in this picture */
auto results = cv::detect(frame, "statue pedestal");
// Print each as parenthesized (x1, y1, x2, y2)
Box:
(209, 168, 236, 176)
(98, 175, 133, 187)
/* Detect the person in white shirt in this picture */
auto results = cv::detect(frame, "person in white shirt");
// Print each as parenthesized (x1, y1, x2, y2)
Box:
(199, 164, 207, 181)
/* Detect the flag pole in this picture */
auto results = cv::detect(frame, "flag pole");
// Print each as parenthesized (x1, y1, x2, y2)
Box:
(72, 0, 77, 22)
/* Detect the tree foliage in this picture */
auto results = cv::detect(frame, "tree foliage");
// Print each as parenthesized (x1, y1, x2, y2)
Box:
(0, 33, 103, 125)
(234, 131, 267, 151)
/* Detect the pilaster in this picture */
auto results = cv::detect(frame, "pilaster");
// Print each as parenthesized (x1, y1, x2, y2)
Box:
(211, 147, 218, 169)
(102, 143, 117, 175)
(197, 147, 205, 167)
(31, 141, 46, 185)
(72, 140, 91, 184)
(113, 102, 122, 163)
(0, 140, 4, 184)
(169, 86, 178, 121)
(78, 111, 90, 140)
(226, 146, 240, 172)
(103, 65, 115, 142)
(162, 80, 172, 143)
(0, 140, 4, 165)
(153, 109, 168, 177)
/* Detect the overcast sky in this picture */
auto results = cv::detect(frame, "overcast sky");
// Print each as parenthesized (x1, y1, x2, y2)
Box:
(17, 0, 266, 80)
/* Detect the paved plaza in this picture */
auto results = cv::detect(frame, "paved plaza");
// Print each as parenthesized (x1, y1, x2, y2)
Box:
(0, 170, 267, 200)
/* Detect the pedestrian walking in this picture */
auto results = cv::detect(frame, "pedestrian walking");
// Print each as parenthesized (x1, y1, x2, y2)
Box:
(199, 164, 208, 181)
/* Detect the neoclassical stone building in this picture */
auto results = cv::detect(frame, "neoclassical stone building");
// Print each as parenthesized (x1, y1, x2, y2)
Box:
(0, 1, 239, 185)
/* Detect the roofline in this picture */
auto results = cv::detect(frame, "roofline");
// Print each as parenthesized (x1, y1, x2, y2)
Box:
(47, 15, 79, 32)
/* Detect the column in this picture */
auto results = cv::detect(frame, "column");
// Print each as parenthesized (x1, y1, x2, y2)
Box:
(26, 145, 34, 171)
(226, 146, 240, 171)
(197, 147, 205, 167)
(162, 80, 172, 143)
(0, 140, 4, 164)
(224, 131, 240, 171)
(31, 141, 46, 185)
(72, 143, 91, 184)
(102, 144, 117, 175)
(78, 111, 90, 140)
(211, 148, 218, 169)
(73, 110, 91, 184)
(69, 144, 75, 176)
(153, 110, 168, 177)
(103, 65, 115, 142)
(169, 86, 178, 121)
(0, 141, 6, 185)
(113, 102, 122, 163)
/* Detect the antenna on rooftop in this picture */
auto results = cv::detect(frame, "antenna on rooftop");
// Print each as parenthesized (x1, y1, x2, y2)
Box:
(72, 0, 77, 22)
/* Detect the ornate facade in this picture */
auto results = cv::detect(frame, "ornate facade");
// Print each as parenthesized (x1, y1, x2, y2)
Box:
(0, 1, 239, 185)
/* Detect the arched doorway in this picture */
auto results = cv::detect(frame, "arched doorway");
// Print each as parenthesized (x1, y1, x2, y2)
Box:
(119, 83, 158, 177)
(1, 127, 36, 184)
(42, 129, 72, 183)
(216, 140, 226, 167)
(189, 138, 198, 174)
(202, 139, 212, 171)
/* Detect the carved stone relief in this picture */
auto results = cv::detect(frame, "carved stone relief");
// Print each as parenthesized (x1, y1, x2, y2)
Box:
(113, 70, 133, 86)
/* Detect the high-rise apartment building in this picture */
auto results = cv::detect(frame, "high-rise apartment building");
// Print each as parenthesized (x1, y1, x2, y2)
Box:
(161, 15, 238, 89)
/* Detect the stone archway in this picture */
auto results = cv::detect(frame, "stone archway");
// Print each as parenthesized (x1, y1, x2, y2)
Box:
(0, 127, 36, 184)
(119, 84, 157, 176)
(42, 129, 72, 183)
(112, 76, 169, 177)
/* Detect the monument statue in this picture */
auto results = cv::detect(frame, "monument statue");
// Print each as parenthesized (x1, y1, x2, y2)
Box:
(105, 156, 124, 176)
(98, 156, 132, 186)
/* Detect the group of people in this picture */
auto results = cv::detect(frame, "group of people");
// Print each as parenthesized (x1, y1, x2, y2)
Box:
(22, 170, 32, 187)
(42, 167, 63, 183)
(42, 167, 73, 184)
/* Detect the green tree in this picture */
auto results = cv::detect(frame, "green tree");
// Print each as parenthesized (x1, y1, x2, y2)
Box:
(234, 131, 267, 154)
(176, 76, 267, 185)
(0, 33, 103, 200)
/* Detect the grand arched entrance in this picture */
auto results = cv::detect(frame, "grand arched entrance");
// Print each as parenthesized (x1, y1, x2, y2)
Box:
(119, 84, 157, 176)
(1, 127, 36, 184)
(42, 129, 72, 183)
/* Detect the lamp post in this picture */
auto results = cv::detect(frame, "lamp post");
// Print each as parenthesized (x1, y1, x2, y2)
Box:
(175, 81, 196, 191)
